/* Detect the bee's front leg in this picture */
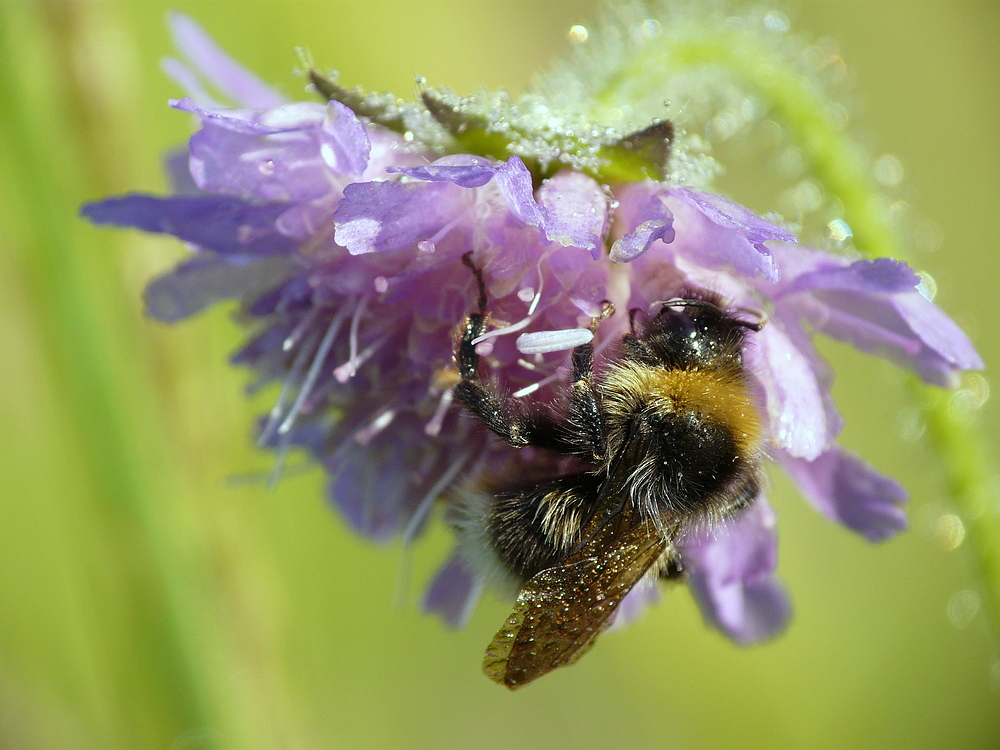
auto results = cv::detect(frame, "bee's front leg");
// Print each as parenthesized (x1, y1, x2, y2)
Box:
(453, 254, 537, 448)
(566, 301, 615, 462)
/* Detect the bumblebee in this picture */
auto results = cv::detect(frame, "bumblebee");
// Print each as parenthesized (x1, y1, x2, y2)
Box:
(449, 256, 766, 689)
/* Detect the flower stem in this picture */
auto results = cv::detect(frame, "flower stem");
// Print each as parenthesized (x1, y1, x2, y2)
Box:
(595, 21, 1000, 637)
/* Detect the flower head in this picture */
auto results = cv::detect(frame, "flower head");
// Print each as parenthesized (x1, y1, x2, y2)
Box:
(82, 14, 982, 661)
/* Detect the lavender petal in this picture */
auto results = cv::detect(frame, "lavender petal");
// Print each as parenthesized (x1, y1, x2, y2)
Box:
(81, 194, 300, 257)
(750, 320, 832, 460)
(320, 102, 371, 177)
(145, 254, 294, 323)
(797, 289, 983, 388)
(333, 181, 463, 254)
(677, 187, 796, 246)
(386, 159, 497, 188)
(779, 446, 908, 542)
(668, 188, 784, 281)
(493, 156, 547, 229)
(423, 553, 482, 628)
(168, 12, 285, 109)
(610, 183, 675, 263)
(537, 172, 607, 256)
(785, 257, 919, 296)
(683, 498, 791, 644)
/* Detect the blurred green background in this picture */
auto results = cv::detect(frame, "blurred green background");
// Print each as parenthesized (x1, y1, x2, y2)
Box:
(1, 1, 998, 748)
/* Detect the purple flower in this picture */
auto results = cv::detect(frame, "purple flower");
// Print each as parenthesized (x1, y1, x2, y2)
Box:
(82, 15, 982, 650)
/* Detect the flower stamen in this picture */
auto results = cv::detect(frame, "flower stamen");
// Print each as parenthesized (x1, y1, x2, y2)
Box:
(402, 448, 473, 545)
(278, 307, 350, 436)
(355, 407, 397, 445)
(424, 388, 455, 437)
(333, 335, 387, 383)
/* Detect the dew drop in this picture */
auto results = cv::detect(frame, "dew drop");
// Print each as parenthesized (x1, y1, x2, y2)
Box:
(764, 11, 790, 33)
(896, 406, 926, 442)
(874, 154, 904, 187)
(373, 276, 389, 293)
(949, 390, 980, 423)
(639, 19, 661, 39)
(916, 271, 937, 300)
(961, 372, 990, 408)
(827, 218, 852, 242)
(946, 590, 980, 629)
(258, 159, 276, 175)
(933, 514, 966, 551)
(568, 25, 589, 44)
(417, 239, 435, 254)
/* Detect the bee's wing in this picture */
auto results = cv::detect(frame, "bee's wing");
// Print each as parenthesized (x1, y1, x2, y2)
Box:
(482, 502, 667, 689)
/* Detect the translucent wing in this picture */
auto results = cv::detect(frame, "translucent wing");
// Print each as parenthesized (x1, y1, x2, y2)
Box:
(482, 500, 667, 689)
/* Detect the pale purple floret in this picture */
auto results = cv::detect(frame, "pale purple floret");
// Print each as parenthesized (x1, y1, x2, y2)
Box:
(682, 498, 791, 644)
(82, 15, 983, 646)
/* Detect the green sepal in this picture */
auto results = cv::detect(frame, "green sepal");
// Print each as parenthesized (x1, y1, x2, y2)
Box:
(310, 70, 675, 187)
(593, 121, 674, 182)
(308, 69, 413, 136)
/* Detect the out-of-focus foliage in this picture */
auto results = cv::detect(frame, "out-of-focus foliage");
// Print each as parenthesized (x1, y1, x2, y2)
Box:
(0, 1, 997, 748)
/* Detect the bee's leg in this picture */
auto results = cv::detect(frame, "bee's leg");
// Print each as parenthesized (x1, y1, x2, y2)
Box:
(566, 301, 614, 461)
(454, 254, 554, 449)
(726, 472, 761, 515)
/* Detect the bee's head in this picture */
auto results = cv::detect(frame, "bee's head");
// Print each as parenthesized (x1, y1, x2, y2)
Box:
(628, 295, 763, 372)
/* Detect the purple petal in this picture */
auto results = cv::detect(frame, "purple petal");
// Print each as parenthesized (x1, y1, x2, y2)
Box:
(773, 248, 982, 386)
(785, 257, 919, 296)
(180, 102, 341, 202)
(81, 194, 299, 257)
(333, 181, 462, 254)
(537, 172, 607, 256)
(692, 575, 790, 645)
(677, 187, 796, 247)
(749, 320, 832, 460)
(666, 188, 784, 281)
(162, 57, 222, 109)
(610, 183, 675, 263)
(168, 12, 285, 109)
(683, 498, 791, 644)
(423, 553, 482, 628)
(779, 446, 907, 542)
(493, 156, 547, 228)
(891, 291, 984, 383)
(386, 159, 497, 188)
(327, 441, 411, 540)
(144, 254, 294, 323)
(172, 97, 287, 135)
(320, 102, 371, 177)
(610, 219, 675, 263)
(794, 289, 983, 388)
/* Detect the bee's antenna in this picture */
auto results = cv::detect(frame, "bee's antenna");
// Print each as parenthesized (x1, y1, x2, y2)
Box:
(734, 307, 767, 332)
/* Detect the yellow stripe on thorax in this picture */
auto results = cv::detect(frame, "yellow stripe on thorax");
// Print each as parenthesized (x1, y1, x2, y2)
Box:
(600, 362, 763, 452)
